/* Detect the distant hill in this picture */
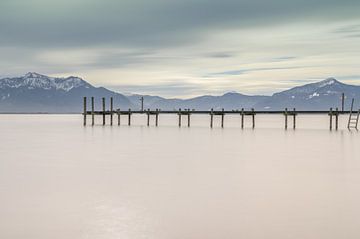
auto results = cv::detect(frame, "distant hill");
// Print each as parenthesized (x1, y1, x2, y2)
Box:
(1, 73, 359, 112)
(254, 78, 360, 110)
(0, 72, 132, 113)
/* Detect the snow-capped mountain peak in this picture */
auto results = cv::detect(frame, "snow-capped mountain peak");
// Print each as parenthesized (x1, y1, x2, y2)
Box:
(316, 77, 340, 87)
(0, 72, 90, 91)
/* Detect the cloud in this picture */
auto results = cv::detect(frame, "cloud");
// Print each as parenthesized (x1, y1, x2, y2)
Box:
(0, 0, 360, 97)
(0, 0, 359, 48)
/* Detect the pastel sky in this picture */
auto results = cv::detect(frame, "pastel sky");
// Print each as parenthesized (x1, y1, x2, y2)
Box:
(1, 0, 360, 97)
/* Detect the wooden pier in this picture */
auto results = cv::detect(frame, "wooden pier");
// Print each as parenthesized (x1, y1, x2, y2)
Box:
(82, 97, 355, 130)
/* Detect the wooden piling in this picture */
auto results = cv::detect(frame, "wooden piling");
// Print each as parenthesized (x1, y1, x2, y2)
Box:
(329, 108, 333, 130)
(102, 97, 105, 125)
(187, 109, 190, 127)
(110, 97, 113, 126)
(128, 109, 131, 126)
(155, 109, 159, 126)
(241, 108, 244, 129)
(117, 109, 120, 126)
(335, 107, 339, 130)
(284, 108, 288, 129)
(178, 108, 182, 127)
(221, 108, 224, 128)
(91, 97, 94, 126)
(83, 97, 87, 126)
(251, 108, 255, 129)
(210, 108, 213, 128)
(147, 109, 150, 126)
(293, 108, 296, 129)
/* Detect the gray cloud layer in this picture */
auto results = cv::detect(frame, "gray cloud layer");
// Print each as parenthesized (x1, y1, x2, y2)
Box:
(1, 0, 360, 97)
(1, 0, 359, 48)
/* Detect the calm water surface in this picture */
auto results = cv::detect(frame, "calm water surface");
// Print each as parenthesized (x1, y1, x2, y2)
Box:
(0, 114, 360, 239)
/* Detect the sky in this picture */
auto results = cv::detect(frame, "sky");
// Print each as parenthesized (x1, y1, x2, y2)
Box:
(1, 0, 360, 98)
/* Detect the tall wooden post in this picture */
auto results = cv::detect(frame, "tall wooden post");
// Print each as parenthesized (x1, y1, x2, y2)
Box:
(102, 97, 105, 125)
(83, 97, 87, 126)
(293, 108, 296, 129)
(91, 97, 94, 126)
(110, 97, 113, 126)
(285, 108, 288, 130)
(155, 109, 159, 126)
(335, 108, 339, 130)
(221, 108, 224, 128)
(178, 108, 182, 127)
(147, 109, 150, 126)
(140, 96, 144, 111)
(252, 108, 255, 129)
(342, 93, 345, 112)
(241, 108, 244, 129)
(210, 108, 213, 128)
(118, 109, 121, 126)
(187, 109, 190, 127)
(329, 108, 333, 130)
(128, 109, 131, 126)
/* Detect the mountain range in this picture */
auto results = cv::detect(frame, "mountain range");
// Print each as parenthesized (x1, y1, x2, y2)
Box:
(0, 72, 359, 113)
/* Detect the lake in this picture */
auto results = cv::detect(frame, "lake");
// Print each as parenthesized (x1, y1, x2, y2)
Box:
(0, 114, 360, 239)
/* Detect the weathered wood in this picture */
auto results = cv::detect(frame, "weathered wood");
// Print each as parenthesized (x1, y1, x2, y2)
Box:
(187, 109, 190, 127)
(329, 108, 333, 130)
(241, 108, 244, 129)
(210, 108, 213, 128)
(178, 108, 182, 127)
(293, 108, 296, 129)
(110, 97, 113, 126)
(83, 97, 87, 126)
(91, 97, 94, 126)
(155, 109, 159, 126)
(342, 93, 345, 112)
(221, 108, 224, 128)
(128, 108, 131, 126)
(285, 108, 288, 130)
(335, 108, 338, 130)
(118, 110, 120, 126)
(252, 108, 255, 129)
(147, 109, 150, 126)
(102, 97, 105, 125)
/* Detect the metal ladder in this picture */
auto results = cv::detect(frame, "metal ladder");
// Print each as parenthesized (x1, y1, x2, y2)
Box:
(347, 98, 360, 129)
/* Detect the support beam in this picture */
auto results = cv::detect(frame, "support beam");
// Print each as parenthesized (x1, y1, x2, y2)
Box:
(102, 97, 105, 125)
(118, 110, 120, 126)
(210, 108, 213, 128)
(221, 108, 224, 128)
(147, 109, 150, 126)
(91, 97, 94, 126)
(187, 109, 191, 127)
(335, 108, 339, 130)
(155, 109, 159, 126)
(128, 108, 131, 126)
(293, 108, 296, 129)
(252, 108, 255, 129)
(110, 97, 113, 126)
(178, 108, 182, 127)
(329, 108, 333, 130)
(285, 108, 288, 130)
(83, 97, 87, 126)
(241, 108, 244, 129)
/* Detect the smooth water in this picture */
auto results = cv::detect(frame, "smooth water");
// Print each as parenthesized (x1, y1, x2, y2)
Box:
(0, 114, 360, 239)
